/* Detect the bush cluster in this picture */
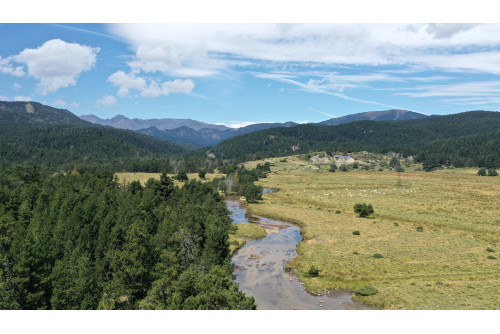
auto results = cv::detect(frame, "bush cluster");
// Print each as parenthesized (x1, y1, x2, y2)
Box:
(354, 203, 374, 217)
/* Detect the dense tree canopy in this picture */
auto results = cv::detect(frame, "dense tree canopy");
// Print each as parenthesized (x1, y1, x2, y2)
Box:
(0, 168, 255, 309)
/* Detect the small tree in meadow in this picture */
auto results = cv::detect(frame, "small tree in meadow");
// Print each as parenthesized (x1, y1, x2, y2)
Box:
(477, 168, 487, 176)
(175, 171, 189, 181)
(488, 168, 498, 176)
(329, 163, 337, 172)
(354, 203, 374, 217)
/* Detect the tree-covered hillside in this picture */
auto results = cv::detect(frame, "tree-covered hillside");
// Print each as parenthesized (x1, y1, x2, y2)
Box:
(0, 168, 255, 309)
(0, 102, 186, 172)
(0, 101, 89, 126)
(211, 110, 500, 168)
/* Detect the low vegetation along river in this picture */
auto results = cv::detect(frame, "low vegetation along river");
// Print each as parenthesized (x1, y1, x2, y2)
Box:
(227, 191, 371, 310)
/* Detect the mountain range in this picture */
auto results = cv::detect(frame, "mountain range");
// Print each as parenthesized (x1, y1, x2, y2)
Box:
(80, 114, 230, 131)
(2, 101, 499, 172)
(80, 109, 429, 147)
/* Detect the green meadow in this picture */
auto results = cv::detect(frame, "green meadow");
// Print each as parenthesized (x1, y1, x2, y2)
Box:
(244, 156, 500, 309)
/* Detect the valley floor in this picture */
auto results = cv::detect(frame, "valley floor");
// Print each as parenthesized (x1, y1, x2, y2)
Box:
(244, 156, 500, 309)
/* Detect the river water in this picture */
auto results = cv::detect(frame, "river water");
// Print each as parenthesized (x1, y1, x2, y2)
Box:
(227, 195, 371, 310)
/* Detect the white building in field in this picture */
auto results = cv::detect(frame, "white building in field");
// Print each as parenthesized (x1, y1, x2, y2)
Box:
(334, 155, 355, 164)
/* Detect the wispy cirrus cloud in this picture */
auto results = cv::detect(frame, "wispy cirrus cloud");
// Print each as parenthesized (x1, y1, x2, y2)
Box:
(396, 81, 500, 98)
(254, 72, 402, 109)
(307, 107, 336, 118)
(109, 23, 500, 76)
(395, 81, 500, 106)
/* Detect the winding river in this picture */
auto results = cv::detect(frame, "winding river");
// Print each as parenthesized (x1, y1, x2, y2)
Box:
(227, 193, 371, 310)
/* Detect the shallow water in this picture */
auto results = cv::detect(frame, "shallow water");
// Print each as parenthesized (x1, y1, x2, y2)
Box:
(227, 196, 371, 310)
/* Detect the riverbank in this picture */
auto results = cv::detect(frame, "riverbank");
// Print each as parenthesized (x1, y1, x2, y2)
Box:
(227, 196, 371, 310)
(244, 156, 500, 309)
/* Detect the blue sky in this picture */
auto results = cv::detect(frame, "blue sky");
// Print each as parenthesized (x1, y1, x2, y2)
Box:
(3, 23, 500, 127)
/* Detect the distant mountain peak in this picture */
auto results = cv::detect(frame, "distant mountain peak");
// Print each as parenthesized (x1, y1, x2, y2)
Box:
(319, 109, 429, 126)
(79, 114, 230, 131)
(111, 114, 129, 121)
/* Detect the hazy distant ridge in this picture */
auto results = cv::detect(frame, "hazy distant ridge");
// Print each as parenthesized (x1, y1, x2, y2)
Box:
(80, 114, 230, 131)
(80, 110, 427, 147)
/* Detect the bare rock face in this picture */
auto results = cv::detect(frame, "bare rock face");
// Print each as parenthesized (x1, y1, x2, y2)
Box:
(310, 155, 331, 163)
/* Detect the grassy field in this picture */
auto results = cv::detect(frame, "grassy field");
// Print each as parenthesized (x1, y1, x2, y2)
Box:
(244, 156, 500, 309)
(115, 171, 225, 187)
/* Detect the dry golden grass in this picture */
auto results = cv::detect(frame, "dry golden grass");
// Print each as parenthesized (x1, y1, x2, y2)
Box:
(115, 171, 225, 187)
(244, 155, 500, 309)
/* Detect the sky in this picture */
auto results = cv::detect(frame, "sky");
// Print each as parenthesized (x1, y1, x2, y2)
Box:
(3, 22, 500, 127)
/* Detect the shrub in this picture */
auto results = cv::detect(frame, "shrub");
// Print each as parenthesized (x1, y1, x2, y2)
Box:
(416, 226, 424, 232)
(354, 286, 378, 296)
(389, 157, 401, 170)
(353, 203, 374, 217)
(486, 248, 495, 252)
(335, 210, 341, 214)
(175, 171, 189, 181)
(487, 255, 497, 260)
(353, 251, 359, 255)
(304, 265, 320, 277)
(373, 253, 384, 258)
(477, 168, 487, 176)
(352, 230, 361, 235)
(329, 163, 337, 172)
(339, 164, 348, 172)
(488, 168, 498, 176)
(393, 222, 399, 227)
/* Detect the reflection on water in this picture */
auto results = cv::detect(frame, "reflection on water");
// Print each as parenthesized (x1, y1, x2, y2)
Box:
(227, 196, 372, 310)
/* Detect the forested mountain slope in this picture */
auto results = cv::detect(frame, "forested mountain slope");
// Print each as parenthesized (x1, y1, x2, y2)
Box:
(318, 109, 429, 125)
(211, 110, 500, 168)
(0, 101, 185, 171)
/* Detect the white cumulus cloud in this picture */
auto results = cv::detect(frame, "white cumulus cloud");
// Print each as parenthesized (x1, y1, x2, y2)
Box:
(107, 70, 147, 97)
(107, 70, 194, 98)
(162, 79, 195, 94)
(0, 56, 25, 77)
(216, 121, 258, 128)
(15, 39, 99, 94)
(96, 95, 117, 107)
(14, 96, 31, 101)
